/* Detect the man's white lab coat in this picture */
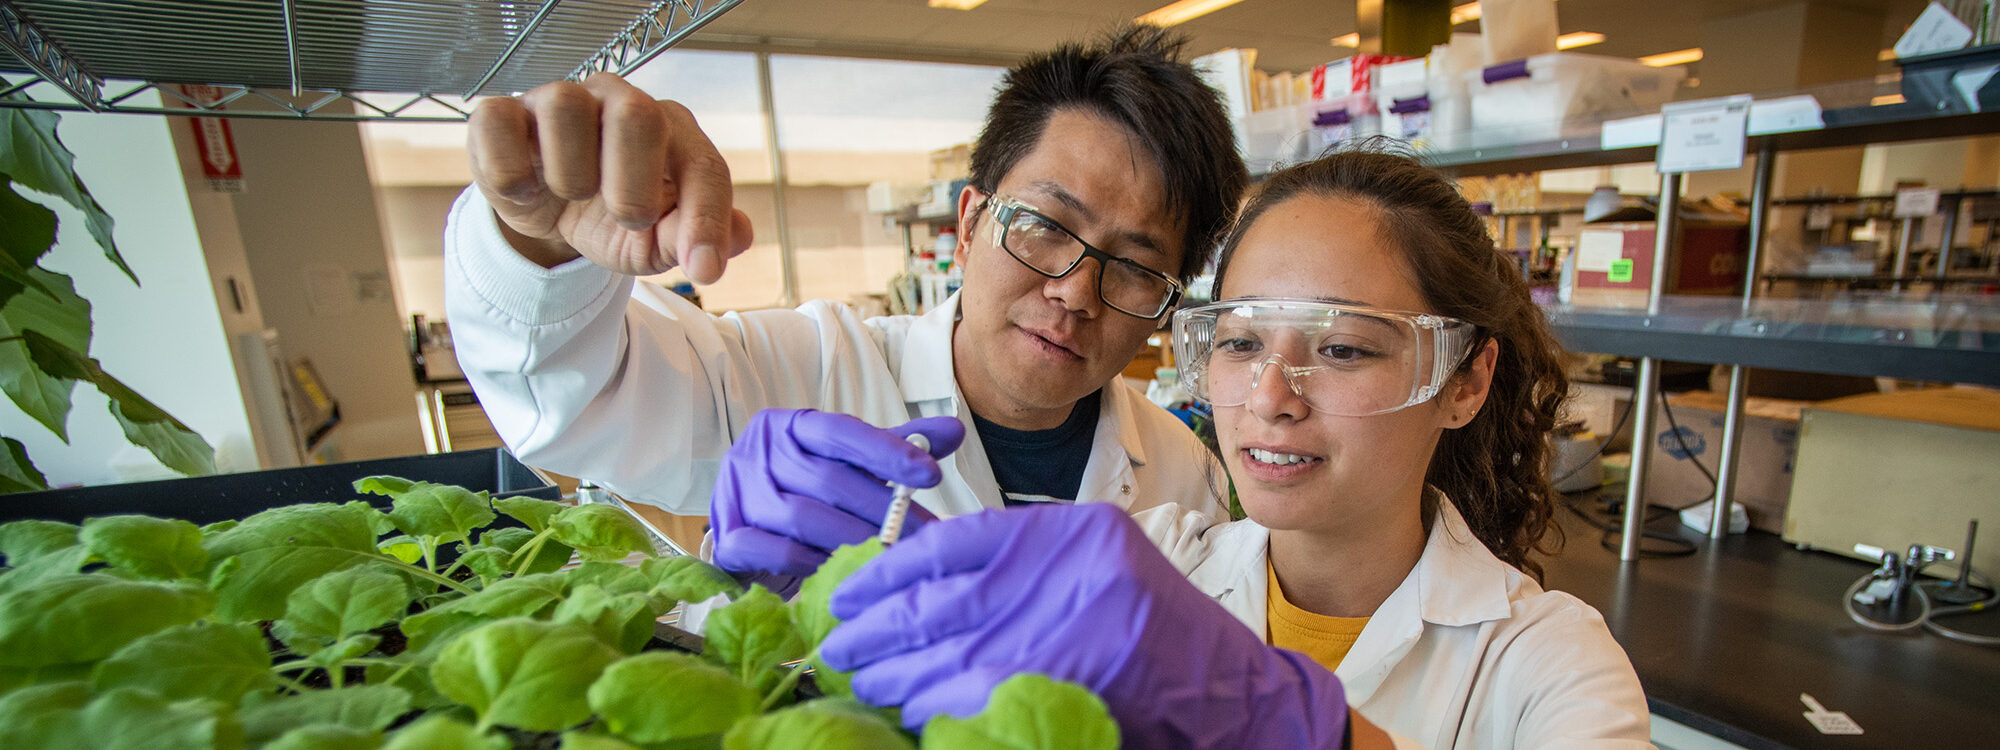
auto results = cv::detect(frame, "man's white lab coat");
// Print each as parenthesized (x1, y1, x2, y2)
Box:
(1142, 498, 1655, 750)
(443, 189, 1227, 521)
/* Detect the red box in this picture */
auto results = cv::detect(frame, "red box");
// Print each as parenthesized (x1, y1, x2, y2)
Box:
(1571, 222, 1747, 307)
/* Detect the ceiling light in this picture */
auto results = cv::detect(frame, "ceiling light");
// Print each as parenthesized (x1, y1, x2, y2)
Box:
(1331, 33, 1360, 48)
(1556, 32, 1604, 50)
(1872, 93, 1906, 106)
(1878, 48, 1897, 61)
(1639, 47, 1703, 67)
(1137, 0, 1249, 27)
(928, 0, 987, 8)
(1452, 2, 1482, 25)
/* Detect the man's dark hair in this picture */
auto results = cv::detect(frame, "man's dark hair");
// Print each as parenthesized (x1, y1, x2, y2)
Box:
(968, 25, 1247, 283)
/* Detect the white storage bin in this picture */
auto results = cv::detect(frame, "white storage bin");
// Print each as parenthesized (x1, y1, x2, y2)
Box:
(1464, 52, 1685, 148)
(1239, 101, 1319, 174)
(1373, 58, 1434, 147)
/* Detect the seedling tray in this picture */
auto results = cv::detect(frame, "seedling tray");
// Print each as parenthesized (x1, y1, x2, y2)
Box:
(0, 448, 558, 525)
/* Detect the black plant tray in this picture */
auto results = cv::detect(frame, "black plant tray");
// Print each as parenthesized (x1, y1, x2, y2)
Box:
(0, 448, 559, 526)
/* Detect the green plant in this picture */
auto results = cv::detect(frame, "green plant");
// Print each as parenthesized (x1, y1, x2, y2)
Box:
(0, 477, 1119, 749)
(1, 83, 214, 493)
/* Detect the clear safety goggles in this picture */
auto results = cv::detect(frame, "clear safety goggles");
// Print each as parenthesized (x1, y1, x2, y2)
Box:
(1171, 298, 1479, 417)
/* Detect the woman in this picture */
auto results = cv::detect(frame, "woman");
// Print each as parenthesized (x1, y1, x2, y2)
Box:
(720, 148, 1652, 749)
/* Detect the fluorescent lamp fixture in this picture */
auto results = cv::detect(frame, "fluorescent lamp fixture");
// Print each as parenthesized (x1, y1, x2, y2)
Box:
(1878, 48, 1897, 61)
(1556, 32, 1604, 50)
(1137, 0, 1248, 27)
(1451, 2, 1482, 25)
(928, 0, 987, 8)
(1639, 47, 1703, 67)
(1872, 93, 1906, 106)
(1332, 33, 1360, 48)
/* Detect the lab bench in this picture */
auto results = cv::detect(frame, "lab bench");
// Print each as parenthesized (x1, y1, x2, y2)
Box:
(1543, 493, 2000, 749)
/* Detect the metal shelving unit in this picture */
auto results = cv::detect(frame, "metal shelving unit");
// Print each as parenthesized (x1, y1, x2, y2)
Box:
(1430, 87, 2000, 559)
(0, 0, 744, 121)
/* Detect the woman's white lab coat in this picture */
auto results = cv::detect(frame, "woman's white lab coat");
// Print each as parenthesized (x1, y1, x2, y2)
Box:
(442, 189, 1227, 520)
(1140, 497, 1655, 750)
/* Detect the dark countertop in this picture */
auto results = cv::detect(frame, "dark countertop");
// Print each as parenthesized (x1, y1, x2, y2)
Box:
(1541, 493, 2000, 749)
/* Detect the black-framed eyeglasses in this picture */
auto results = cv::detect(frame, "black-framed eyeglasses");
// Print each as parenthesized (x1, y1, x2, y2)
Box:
(984, 194, 1183, 320)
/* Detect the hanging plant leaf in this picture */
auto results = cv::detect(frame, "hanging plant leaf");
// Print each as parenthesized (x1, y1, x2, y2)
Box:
(19, 329, 214, 477)
(0, 270, 92, 442)
(0, 106, 132, 283)
(0, 177, 61, 306)
(0, 437, 49, 493)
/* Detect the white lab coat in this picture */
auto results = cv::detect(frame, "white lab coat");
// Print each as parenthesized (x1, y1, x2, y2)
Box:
(1140, 497, 1655, 750)
(442, 188, 1228, 522)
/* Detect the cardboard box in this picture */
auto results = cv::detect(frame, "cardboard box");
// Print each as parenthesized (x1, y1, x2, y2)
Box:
(1569, 222, 1749, 308)
(1630, 390, 1806, 534)
(1784, 389, 2000, 579)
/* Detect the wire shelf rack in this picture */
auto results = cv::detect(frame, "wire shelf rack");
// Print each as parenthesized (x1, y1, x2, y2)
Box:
(0, 0, 744, 121)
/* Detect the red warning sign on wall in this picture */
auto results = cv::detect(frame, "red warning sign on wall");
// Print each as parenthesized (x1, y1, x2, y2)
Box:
(181, 85, 244, 193)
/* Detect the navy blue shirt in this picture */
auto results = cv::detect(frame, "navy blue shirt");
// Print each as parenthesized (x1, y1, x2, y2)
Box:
(971, 389, 1101, 506)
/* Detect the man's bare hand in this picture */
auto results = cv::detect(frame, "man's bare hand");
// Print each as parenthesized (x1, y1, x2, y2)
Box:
(468, 72, 754, 280)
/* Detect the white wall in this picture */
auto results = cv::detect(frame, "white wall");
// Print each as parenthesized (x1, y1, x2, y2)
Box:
(0, 97, 259, 486)
(219, 114, 426, 462)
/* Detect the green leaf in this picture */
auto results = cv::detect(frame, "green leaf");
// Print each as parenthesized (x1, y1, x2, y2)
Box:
(429, 617, 621, 732)
(200, 519, 237, 538)
(0, 519, 78, 566)
(80, 515, 206, 579)
(80, 686, 243, 750)
(0, 103, 132, 282)
(400, 572, 568, 652)
(0, 268, 90, 441)
(642, 555, 744, 607)
(551, 584, 655, 654)
(0, 437, 49, 493)
(376, 535, 423, 565)
(237, 684, 412, 746)
(202, 502, 390, 622)
(101, 375, 215, 477)
(918, 674, 1119, 750)
(358, 477, 495, 546)
(587, 651, 760, 742)
(566, 560, 650, 597)
(12, 329, 213, 476)
(549, 503, 653, 563)
(0, 545, 91, 597)
(91, 621, 271, 704)
(704, 585, 808, 696)
(0, 680, 90, 750)
(559, 732, 641, 750)
(453, 546, 509, 583)
(364, 658, 450, 711)
(265, 724, 383, 750)
(273, 565, 415, 653)
(3, 268, 89, 354)
(0, 177, 59, 296)
(380, 715, 507, 750)
(0, 574, 213, 668)
(723, 697, 915, 750)
(493, 496, 564, 534)
(792, 539, 883, 648)
(472, 526, 570, 575)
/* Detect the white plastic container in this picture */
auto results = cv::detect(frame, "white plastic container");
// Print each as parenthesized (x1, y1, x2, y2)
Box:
(1463, 52, 1686, 148)
(1373, 58, 1432, 146)
(1239, 101, 1320, 174)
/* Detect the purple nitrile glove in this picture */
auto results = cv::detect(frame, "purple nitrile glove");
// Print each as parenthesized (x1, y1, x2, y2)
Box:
(820, 503, 1350, 749)
(710, 408, 965, 580)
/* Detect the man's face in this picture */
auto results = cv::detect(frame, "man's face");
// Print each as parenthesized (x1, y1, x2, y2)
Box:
(950, 108, 1187, 430)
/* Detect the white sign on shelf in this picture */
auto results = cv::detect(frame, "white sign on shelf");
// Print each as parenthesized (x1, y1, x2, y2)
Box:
(1657, 95, 1753, 173)
(1601, 114, 1663, 149)
(1894, 187, 1943, 218)
(1893, 1, 1974, 59)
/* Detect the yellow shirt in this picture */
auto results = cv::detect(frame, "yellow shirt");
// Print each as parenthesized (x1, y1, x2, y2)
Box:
(1266, 558, 1370, 672)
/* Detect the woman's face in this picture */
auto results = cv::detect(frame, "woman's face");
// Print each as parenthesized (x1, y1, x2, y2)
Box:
(1213, 193, 1483, 534)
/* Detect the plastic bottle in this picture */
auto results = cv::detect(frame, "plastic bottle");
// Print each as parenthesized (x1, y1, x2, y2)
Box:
(934, 227, 958, 272)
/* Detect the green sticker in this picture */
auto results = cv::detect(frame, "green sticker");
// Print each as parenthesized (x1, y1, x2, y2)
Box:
(1608, 258, 1635, 283)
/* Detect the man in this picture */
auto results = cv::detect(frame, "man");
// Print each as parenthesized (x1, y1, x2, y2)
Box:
(445, 26, 1245, 576)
